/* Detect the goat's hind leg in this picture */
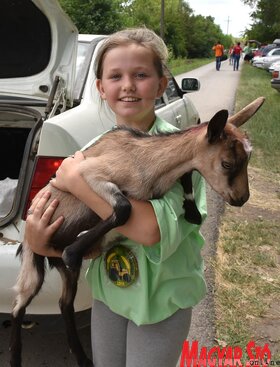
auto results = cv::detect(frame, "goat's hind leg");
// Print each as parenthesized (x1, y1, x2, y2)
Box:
(10, 245, 45, 367)
(51, 258, 94, 367)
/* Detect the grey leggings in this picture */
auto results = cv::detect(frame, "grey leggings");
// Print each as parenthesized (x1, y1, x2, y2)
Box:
(91, 300, 192, 367)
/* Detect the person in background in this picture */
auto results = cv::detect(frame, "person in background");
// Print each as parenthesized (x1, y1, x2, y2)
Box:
(233, 41, 243, 71)
(212, 41, 224, 71)
(25, 27, 207, 367)
(228, 44, 234, 65)
(243, 42, 253, 63)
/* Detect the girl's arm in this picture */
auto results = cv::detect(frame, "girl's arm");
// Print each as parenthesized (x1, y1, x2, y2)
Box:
(51, 151, 160, 246)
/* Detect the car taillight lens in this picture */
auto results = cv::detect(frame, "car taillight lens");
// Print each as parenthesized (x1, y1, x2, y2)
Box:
(23, 156, 65, 219)
(272, 70, 279, 78)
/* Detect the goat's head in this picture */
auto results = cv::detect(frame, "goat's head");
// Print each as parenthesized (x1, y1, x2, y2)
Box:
(198, 97, 265, 206)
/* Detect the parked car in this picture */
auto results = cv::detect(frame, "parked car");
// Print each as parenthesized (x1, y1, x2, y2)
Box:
(262, 48, 280, 70)
(252, 47, 280, 69)
(252, 44, 279, 67)
(268, 60, 280, 73)
(271, 64, 280, 92)
(0, 0, 201, 320)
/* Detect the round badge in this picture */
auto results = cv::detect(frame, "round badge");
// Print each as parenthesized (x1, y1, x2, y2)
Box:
(105, 245, 138, 288)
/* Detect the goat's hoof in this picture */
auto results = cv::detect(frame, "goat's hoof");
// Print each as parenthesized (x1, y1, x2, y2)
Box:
(80, 358, 94, 367)
(62, 249, 82, 271)
(183, 201, 202, 225)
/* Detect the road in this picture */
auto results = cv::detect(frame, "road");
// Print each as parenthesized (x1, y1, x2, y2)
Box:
(0, 59, 242, 366)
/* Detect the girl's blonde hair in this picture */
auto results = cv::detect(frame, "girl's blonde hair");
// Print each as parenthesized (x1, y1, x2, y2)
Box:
(95, 28, 169, 79)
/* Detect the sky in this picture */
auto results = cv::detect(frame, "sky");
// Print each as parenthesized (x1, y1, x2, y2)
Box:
(187, 0, 254, 38)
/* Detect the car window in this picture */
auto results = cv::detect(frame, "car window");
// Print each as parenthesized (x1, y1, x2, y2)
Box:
(155, 97, 165, 109)
(165, 77, 180, 102)
(76, 42, 91, 80)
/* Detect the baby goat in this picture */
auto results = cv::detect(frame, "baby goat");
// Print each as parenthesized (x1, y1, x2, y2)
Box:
(10, 97, 265, 367)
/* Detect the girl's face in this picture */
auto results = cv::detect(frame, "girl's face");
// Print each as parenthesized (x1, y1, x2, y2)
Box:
(96, 43, 167, 130)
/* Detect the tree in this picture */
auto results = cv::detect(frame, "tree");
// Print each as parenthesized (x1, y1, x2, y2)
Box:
(242, 0, 280, 42)
(59, 0, 122, 34)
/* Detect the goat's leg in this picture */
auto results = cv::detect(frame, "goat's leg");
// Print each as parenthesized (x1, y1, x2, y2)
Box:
(180, 172, 202, 225)
(62, 187, 131, 270)
(10, 245, 45, 367)
(51, 258, 94, 367)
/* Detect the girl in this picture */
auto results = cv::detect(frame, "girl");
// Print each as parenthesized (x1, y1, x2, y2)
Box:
(25, 28, 207, 367)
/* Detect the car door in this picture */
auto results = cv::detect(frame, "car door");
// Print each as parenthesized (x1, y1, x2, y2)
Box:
(156, 71, 199, 129)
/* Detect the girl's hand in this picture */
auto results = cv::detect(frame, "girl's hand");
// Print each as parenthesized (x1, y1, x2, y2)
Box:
(25, 191, 64, 257)
(51, 151, 85, 193)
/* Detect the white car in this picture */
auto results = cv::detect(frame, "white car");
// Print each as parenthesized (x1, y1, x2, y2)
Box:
(262, 48, 280, 70)
(0, 0, 200, 320)
(268, 60, 280, 73)
(271, 63, 280, 92)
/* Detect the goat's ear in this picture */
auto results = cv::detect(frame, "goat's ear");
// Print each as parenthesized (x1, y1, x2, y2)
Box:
(207, 109, 228, 144)
(227, 96, 265, 127)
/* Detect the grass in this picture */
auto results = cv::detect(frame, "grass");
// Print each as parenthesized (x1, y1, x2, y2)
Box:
(168, 57, 214, 76)
(235, 64, 280, 174)
(214, 64, 280, 359)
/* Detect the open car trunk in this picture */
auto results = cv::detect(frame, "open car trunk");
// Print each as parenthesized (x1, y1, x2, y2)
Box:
(0, 105, 43, 225)
(0, 0, 78, 225)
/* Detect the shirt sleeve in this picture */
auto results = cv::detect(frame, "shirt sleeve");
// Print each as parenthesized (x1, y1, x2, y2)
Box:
(144, 173, 207, 264)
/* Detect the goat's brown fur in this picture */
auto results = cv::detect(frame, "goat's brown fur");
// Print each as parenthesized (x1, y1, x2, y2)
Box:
(10, 97, 265, 367)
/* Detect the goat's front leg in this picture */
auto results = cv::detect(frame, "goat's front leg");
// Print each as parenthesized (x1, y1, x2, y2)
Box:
(180, 172, 202, 225)
(10, 245, 45, 367)
(50, 258, 94, 367)
(62, 183, 131, 270)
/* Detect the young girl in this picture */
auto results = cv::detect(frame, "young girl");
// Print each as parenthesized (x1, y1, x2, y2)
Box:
(25, 28, 207, 367)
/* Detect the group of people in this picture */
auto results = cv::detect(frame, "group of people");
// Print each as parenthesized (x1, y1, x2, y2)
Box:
(213, 41, 253, 71)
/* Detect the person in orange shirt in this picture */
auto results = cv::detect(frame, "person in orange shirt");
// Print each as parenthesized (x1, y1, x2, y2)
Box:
(212, 41, 224, 71)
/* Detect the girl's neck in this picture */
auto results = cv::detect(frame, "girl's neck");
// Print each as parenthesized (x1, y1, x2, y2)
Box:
(116, 116, 156, 132)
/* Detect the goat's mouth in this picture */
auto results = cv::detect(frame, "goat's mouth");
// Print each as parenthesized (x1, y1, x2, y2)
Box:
(228, 194, 250, 207)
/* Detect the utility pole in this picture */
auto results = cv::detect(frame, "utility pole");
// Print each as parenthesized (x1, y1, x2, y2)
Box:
(160, 0, 165, 40)
(225, 16, 231, 34)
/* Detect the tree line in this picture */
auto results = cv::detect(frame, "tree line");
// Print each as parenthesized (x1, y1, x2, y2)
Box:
(58, 0, 233, 59)
(59, 1, 278, 58)
(242, 0, 280, 44)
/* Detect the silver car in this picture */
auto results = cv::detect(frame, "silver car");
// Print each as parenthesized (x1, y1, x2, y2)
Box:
(0, 0, 200, 319)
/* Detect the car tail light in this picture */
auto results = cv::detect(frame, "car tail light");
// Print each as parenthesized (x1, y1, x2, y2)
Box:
(272, 70, 279, 78)
(23, 156, 65, 219)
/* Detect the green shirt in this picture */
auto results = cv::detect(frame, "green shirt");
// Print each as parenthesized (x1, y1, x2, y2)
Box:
(85, 116, 207, 325)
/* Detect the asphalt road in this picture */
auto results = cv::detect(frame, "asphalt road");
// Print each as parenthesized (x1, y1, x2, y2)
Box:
(0, 58, 242, 367)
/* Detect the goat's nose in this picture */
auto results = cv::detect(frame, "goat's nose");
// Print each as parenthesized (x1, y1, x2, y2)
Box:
(231, 193, 250, 207)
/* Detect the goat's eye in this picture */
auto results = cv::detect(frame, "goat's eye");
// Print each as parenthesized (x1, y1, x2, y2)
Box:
(222, 161, 232, 170)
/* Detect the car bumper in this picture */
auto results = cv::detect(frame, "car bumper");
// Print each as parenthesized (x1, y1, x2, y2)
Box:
(0, 224, 92, 314)
(271, 79, 280, 91)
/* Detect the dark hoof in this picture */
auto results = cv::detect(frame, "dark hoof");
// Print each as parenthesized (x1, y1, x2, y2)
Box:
(62, 248, 82, 271)
(80, 358, 94, 367)
(183, 200, 202, 225)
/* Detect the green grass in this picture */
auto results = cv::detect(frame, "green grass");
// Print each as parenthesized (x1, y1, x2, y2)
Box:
(236, 64, 280, 173)
(168, 57, 214, 76)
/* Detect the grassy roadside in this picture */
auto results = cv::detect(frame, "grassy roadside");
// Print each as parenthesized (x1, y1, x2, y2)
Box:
(215, 64, 280, 358)
(168, 57, 214, 76)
